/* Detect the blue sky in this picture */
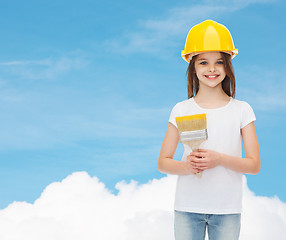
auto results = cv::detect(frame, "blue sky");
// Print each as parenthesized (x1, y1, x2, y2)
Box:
(0, 0, 285, 209)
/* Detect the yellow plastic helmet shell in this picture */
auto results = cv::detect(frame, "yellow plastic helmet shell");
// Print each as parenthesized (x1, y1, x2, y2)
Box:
(181, 19, 238, 63)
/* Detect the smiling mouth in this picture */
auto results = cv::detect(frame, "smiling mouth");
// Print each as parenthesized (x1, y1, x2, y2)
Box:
(204, 75, 220, 79)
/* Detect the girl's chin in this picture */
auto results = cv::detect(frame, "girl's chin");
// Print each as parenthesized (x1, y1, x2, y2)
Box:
(200, 81, 222, 88)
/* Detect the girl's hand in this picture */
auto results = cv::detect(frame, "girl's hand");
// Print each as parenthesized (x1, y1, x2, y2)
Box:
(189, 149, 221, 171)
(185, 157, 202, 175)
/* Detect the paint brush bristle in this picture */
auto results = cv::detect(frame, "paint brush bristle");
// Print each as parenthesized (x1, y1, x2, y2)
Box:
(176, 114, 207, 132)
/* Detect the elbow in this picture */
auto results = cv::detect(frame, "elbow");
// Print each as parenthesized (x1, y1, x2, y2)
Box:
(251, 166, 260, 175)
(157, 162, 162, 172)
(250, 158, 261, 175)
(157, 162, 164, 174)
(157, 158, 166, 174)
(254, 164, 261, 175)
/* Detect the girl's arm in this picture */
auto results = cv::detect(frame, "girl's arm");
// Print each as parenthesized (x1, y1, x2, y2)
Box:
(190, 122, 260, 174)
(220, 121, 260, 174)
(157, 123, 200, 175)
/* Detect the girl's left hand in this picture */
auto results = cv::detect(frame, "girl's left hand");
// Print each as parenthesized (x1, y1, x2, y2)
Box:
(189, 149, 221, 171)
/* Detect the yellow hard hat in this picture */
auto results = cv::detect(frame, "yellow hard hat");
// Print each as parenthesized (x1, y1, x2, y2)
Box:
(182, 19, 238, 63)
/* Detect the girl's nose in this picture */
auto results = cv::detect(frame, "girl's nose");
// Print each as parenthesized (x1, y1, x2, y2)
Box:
(208, 65, 216, 72)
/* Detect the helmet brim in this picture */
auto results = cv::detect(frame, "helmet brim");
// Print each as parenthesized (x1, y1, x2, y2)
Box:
(182, 49, 238, 63)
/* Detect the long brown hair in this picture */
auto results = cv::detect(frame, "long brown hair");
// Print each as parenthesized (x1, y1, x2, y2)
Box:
(187, 52, 236, 98)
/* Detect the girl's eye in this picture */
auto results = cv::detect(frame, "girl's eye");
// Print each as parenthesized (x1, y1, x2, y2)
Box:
(217, 61, 224, 64)
(199, 61, 207, 65)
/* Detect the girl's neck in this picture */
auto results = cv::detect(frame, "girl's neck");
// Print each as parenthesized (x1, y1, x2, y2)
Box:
(193, 85, 231, 108)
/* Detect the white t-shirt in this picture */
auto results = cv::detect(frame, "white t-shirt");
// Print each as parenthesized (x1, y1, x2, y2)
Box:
(169, 97, 256, 214)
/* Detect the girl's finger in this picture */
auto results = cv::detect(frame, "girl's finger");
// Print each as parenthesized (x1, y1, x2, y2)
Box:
(198, 149, 208, 152)
(191, 157, 207, 163)
(197, 167, 207, 171)
(189, 154, 196, 160)
(192, 162, 206, 168)
(190, 152, 203, 157)
(190, 158, 200, 163)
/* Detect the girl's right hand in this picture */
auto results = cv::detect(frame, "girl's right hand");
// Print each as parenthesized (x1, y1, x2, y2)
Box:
(186, 156, 202, 175)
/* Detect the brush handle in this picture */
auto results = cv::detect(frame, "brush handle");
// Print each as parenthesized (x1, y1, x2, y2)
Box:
(192, 148, 202, 178)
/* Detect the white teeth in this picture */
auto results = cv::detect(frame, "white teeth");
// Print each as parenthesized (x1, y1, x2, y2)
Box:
(205, 75, 218, 78)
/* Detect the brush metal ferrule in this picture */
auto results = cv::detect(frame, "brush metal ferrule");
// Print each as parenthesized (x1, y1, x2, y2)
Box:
(179, 129, 208, 142)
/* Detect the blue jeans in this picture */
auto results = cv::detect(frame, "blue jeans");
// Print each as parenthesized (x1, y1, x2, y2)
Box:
(174, 210, 241, 240)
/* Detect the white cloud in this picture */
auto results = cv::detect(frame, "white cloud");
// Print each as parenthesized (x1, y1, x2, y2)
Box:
(237, 65, 286, 111)
(241, 185, 286, 239)
(0, 56, 87, 80)
(0, 101, 168, 150)
(0, 172, 285, 240)
(106, 0, 276, 57)
(107, 5, 226, 57)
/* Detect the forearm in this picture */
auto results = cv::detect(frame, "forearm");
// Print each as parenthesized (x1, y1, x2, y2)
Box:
(158, 123, 200, 175)
(157, 157, 191, 175)
(219, 153, 260, 175)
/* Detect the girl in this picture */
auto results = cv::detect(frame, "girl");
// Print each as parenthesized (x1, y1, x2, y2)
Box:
(157, 20, 260, 240)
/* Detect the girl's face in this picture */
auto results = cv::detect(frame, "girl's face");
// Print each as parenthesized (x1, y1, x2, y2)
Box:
(194, 52, 226, 89)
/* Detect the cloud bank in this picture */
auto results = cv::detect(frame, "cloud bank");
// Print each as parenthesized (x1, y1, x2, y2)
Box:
(107, 0, 276, 57)
(0, 172, 285, 240)
(0, 55, 87, 81)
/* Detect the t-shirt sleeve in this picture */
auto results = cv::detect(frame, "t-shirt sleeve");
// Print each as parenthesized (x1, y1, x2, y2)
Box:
(240, 102, 256, 129)
(169, 103, 179, 128)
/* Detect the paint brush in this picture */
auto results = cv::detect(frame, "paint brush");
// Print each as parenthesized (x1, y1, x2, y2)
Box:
(175, 114, 208, 178)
